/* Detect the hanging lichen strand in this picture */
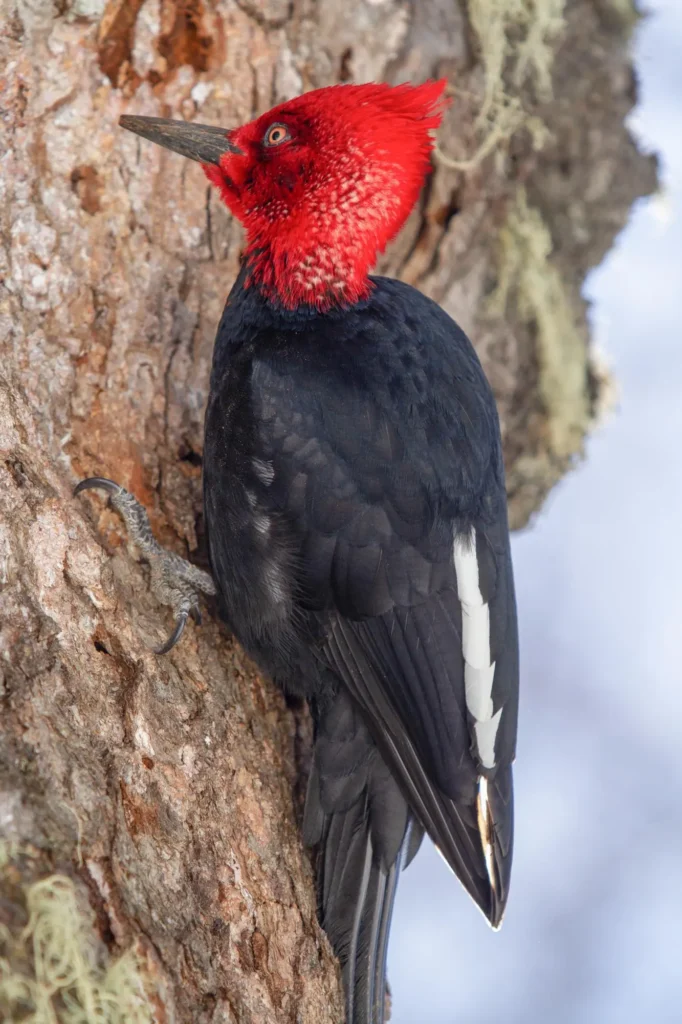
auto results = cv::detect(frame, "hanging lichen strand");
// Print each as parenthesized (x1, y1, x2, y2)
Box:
(0, 869, 154, 1024)
(487, 187, 590, 462)
(437, 0, 566, 170)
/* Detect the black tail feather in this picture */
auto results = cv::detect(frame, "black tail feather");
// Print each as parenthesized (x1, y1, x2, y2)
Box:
(329, 808, 411, 1024)
(304, 696, 412, 1024)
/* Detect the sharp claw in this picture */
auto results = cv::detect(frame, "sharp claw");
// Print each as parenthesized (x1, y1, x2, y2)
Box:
(154, 610, 189, 655)
(76, 477, 211, 655)
(74, 477, 124, 499)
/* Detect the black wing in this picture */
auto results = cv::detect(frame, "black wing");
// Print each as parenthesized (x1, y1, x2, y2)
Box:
(249, 339, 518, 925)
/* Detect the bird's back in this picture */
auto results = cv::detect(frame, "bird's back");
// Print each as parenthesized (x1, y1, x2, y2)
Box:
(203, 273, 519, 1021)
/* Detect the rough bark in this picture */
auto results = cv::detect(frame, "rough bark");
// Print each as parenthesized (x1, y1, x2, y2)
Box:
(0, 0, 656, 1021)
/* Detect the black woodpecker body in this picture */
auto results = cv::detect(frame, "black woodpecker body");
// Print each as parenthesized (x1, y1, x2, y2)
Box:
(110, 80, 520, 1024)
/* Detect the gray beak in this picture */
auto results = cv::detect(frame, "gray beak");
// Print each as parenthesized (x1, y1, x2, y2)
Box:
(119, 115, 242, 164)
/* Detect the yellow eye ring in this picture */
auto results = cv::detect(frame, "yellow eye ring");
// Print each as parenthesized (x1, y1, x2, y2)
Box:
(264, 123, 290, 147)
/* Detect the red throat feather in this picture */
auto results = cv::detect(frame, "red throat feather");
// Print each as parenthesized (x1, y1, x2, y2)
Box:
(203, 79, 449, 311)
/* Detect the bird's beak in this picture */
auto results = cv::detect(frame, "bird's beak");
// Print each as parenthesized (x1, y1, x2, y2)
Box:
(119, 115, 242, 164)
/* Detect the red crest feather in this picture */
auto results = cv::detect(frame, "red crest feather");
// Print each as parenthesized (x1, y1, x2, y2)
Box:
(204, 80, 449, 309)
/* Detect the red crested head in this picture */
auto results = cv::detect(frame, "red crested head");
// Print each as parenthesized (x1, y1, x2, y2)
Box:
(202, 80, 448, 310)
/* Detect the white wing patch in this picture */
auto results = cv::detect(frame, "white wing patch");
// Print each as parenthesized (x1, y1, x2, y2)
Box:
(453, 528, 500, 769)
(474, 710, 503, 769)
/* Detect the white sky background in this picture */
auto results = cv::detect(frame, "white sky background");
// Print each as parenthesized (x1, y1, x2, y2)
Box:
(389, 2, 682, 1021)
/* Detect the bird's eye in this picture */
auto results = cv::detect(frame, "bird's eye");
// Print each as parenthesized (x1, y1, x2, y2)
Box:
(264, 123, 290, 147)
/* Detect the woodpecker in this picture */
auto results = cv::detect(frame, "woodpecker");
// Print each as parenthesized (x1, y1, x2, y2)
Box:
(78, 81, 519, 1024)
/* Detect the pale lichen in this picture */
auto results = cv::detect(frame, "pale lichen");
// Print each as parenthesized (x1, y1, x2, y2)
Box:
(604, 0, 641, 29)
(437, 0, 566, 171)
(488, 188, 589, 460)
(0, 841, 20, 872)
(0, 871, 154, 1024)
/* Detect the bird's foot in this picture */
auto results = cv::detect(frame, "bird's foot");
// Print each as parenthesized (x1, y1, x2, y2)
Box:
(75, 477, 216, 654)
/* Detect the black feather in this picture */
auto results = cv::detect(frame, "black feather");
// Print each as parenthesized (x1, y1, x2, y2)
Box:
(309, 688, 411, 1024)
(203, 268, 520, 1017)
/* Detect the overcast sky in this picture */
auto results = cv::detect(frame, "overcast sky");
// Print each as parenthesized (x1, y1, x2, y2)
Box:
(389, 2, 682, 1020)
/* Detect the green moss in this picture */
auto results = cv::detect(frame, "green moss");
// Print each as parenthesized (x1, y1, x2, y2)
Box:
(488, 188, 589, 459)
(0, 872, 154, 1023)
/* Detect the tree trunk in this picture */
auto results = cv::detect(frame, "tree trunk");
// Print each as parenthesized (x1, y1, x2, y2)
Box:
(0, 0, 656, 1020)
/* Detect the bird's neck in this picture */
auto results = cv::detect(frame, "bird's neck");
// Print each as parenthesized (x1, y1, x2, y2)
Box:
(244, 229, 374, 312)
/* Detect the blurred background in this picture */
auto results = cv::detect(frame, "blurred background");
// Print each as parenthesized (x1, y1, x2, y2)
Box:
(390, 2, 682, 1020)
